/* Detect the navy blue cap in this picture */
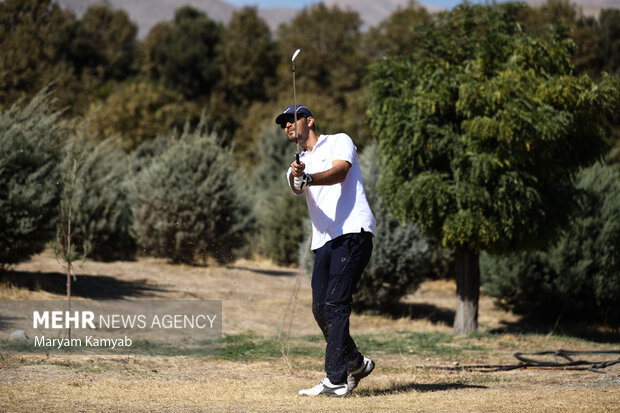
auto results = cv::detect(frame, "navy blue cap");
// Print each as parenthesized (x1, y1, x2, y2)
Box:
(275, 104, 313, 126)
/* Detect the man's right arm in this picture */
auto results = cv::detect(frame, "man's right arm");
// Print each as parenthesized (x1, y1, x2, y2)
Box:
(287, 167, 304, 195)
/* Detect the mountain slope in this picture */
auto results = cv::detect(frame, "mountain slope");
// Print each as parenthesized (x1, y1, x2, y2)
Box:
(56, 0, 619, 38)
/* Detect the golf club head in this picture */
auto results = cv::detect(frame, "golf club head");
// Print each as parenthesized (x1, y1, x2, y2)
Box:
(292, 49, 301, 62)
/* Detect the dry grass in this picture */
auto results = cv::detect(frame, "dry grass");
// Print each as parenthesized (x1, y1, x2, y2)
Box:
(1, 251, 619, 412)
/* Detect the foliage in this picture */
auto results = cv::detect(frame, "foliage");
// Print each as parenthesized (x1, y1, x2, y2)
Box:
(70, 138, 136, 261)
(598, 8, 620, 74)
(276, 3, 372, 148)
(353, 143, 431, 313)
(481, 161, 620, 325)
(84, 81, 201, 151)
(0, 0, 84, 113)
(141, 6, 221, 100)
(363, 0, 431, 59)
(216, 6, 278, 106)
(367, 3, 619, 254)
(250, 124, 306, 265)
(0, 90, 63, 267)
(67, 5, 138, 81)
(134, 123, 252, 264)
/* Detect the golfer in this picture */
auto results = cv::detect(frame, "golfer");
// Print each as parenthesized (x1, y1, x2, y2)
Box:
(276, 104, 376, 397)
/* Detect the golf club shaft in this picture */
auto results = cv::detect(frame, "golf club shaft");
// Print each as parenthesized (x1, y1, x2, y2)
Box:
(293, 62, 299, 164)
(291, 49, 301, 164)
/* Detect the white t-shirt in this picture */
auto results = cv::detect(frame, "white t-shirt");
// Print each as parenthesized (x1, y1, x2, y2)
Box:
(287, 133, 376, 250)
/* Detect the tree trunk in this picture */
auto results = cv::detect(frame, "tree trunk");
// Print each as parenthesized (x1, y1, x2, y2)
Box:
(453, 247, 480, 335)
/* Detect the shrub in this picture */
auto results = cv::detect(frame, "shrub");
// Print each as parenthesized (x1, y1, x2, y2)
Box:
(481, 160, 620, 325)
(84, 82, 201, 152)
(251, 124, 306, 266)
(352, 142, 431, 312)
(0, 91, 63, 267)
(134, 124, 252, 264)
(71, 138, 136, 261)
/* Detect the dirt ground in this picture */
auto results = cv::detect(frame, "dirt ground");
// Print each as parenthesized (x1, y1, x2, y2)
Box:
(1, 251, 619, 412)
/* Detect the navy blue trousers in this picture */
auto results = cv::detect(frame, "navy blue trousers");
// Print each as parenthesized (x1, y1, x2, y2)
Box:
(311, 230, 373, 384)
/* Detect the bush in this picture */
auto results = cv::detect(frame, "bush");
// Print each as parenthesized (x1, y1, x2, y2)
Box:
(134, 124, 252, 264)
(70, 138, 137, 261)
(481, 160, 620, 325)
(251, 124, 306, 266)
(0, 91, 63, 267)
(84, 82, 201, 152)
(352, 142, 431, 312)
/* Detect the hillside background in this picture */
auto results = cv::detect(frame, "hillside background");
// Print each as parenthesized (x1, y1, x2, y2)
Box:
(56, 0, 620, 38)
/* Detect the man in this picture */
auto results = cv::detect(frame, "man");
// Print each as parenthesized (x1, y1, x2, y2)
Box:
(275, 104, 376, 397)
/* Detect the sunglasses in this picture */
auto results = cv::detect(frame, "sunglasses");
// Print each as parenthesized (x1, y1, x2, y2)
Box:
(280, 115, 306, 129)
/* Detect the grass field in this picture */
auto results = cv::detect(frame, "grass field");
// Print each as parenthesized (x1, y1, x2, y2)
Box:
(1, 251, 619, 412)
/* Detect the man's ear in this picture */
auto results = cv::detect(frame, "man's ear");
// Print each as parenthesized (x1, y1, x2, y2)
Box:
(307, 116, 315, 129)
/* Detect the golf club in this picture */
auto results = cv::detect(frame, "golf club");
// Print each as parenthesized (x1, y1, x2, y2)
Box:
(292, 48, 301, 164)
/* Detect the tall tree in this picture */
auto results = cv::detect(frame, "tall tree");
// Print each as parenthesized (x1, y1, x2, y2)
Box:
(598, 8, 620, 74)
(83, 81, 200, 152)
(216, 6, 278, 105)
(141, 6, 221, 100)
(0, 90, 63, 267)
(367, 4, 619, 334)
(77, 5, 137, 80)
(363, 0, 431, 59)
(0, 0, 76, 108)
(275, 4, 372, 148)
(276, 3, 368, 103)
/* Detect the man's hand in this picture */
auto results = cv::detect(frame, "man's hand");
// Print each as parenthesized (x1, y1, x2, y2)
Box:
(293, 172, 313, 192)
(290, 160, 305, 177)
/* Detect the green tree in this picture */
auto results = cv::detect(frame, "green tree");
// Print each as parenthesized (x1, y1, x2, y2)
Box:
(250, 124, 306, 265)
(0, 90, 63, 267)
(275, 4, 371, 147)
(516, 0, 604, 75)
(0, 0, 80, 110)
(73, 4, 138, 81)
(277, 3, 367, 101)
(135, 123, 253, 265)
(599, 8, 620, 74)
(71, 138, 136, 261)
(83, 81, 200, 151)
(141, 6, 221, 100)
(363, 0, 431, 59)
(216, 6, 278, 106)
(367, 4, 619, 334)
(353, 143, 431, 313)
(481, 160, 620, 325)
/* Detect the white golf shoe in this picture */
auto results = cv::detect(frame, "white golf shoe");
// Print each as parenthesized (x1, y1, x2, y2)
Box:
(298, 377, 349, 397)
(347, 356, 375, 392)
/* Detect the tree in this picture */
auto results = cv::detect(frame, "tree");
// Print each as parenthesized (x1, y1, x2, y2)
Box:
(353, 143, 431, 313)
(72, 4, 138, 81)
(134, 123, 253, 265)
(599, 8, 620, 74)
(516, 0, 604, 75)
(367, 4, 619, 334)
(250, 124, 306, 265)
(141, 6, 221, 100)
(275, 4, 371, 147)
(71, 138, 136, 261)
(481, 160, 620, 326)
(0, 0, 79, 110)
(0, 90, 63, 267)
(216, 6, 278, 106)
(363, 0, 431, 59)
(277, 3, 368, 102)
(83, 81, 201, 151)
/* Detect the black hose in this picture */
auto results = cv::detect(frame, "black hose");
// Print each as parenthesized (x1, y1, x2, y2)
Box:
(419, 350, 620, 373)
